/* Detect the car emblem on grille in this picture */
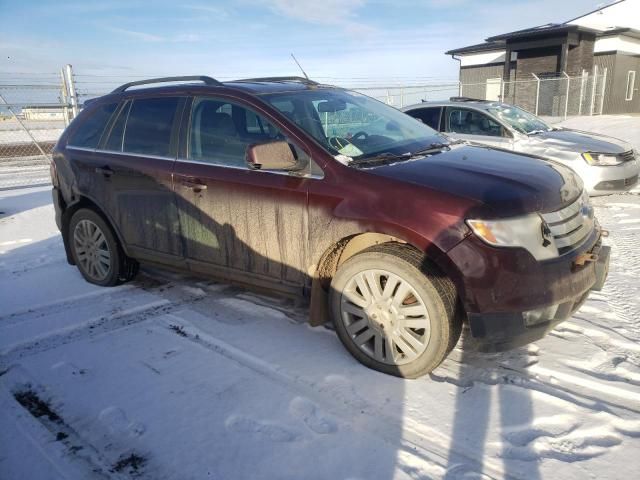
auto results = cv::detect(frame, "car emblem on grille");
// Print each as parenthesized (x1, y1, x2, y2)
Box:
(581, 204, 594, 219)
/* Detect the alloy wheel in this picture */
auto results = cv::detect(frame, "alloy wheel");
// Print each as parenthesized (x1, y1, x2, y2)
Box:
(73, 219, 112, 282)
(340, 269, 431, 365)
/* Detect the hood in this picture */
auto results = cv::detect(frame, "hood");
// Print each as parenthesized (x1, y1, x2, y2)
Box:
(366, 144, 581, 217)
(527, 128, 632, 154)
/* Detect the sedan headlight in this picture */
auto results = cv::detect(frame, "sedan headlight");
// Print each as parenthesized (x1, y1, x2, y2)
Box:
(466, 214, 559, 261)
(582, 152, 622, 166)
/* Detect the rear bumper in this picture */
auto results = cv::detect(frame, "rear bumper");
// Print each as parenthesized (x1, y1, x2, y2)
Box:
(448, 228, 610, 352)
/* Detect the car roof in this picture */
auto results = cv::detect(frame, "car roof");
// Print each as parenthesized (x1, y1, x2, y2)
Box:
(402, 99, 508, 111)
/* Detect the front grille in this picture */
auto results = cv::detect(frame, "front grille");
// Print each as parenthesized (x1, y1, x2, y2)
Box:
(540, 193, 594, 253)
(620, 150, 635, 162)
(594, 174, 639, 190)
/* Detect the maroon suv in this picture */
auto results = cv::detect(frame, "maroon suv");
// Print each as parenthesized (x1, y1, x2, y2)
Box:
(50, 76, 610, 378)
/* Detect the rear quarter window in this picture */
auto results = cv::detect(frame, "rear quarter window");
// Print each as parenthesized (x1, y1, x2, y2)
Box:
(123, 97, 180, 157)
(407, 107, 441, 130)
(67, 102, 118, 148)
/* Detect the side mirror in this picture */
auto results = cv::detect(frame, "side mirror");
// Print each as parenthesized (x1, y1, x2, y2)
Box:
(246, 140, 303, 171)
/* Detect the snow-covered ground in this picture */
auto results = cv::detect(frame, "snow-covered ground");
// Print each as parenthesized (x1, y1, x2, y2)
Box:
(1, 115, 639, 479)
(1, 193, 640, 479)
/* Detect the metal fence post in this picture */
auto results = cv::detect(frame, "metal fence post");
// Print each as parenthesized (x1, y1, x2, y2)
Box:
(590, 64, 598, 115)
(598, 67, 607, 115)
(531, 73, 540, 116)
(60, 68, 71, 127)
(578, 70, 586, 116)
(65, 64, 79, 119)
(563, 71, 570, 119)
(499, 79, 504, 102)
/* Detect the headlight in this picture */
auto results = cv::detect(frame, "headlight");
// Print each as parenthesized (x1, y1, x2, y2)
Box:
(466, 214, 559, 261)
(582, 152, 622, 166)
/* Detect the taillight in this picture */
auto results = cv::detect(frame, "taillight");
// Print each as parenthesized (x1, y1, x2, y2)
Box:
(50, 160, 59, 187)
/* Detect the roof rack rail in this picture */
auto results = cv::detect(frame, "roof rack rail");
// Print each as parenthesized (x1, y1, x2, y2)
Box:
(232, 76, 319, 86)
(449, 96, 489, 102)
(111, 76, 223, 93)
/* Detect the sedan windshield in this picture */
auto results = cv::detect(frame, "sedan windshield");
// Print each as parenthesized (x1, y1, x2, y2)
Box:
(487, 105, 551, 134)
(261, 89, 446, 162)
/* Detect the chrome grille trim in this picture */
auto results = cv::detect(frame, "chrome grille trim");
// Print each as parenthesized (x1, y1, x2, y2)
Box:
(620, 150, 635, 162)
(540, 193, 593, 252)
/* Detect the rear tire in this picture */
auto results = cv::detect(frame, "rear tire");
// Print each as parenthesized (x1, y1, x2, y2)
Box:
(329, 243, 462, 378)
(68, 208, 138, 286)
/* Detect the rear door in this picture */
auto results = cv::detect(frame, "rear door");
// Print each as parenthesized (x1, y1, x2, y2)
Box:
(443, 106, 514, 149)
(173, 95, 316, 293)
(93, 96, 186, 264)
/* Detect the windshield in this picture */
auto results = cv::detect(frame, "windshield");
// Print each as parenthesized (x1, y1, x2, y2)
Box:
(487, 105, 551, 134)
(261, 89, 445, 161)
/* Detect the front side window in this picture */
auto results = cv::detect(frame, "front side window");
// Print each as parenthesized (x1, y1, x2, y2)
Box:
(68, 102, 117, 148)
(262, 89, 444, 161)
(487, 104, 550, 134)
(189, 97, 309, 169)
(123, 97, 180, 157)
(445, 107, 504, 137)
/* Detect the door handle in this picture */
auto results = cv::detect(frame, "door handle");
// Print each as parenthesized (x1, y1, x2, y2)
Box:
(95, 166, 114, 177)
(181, 180, 207, 192)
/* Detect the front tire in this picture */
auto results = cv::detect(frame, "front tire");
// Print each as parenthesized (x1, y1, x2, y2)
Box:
(329, 243, 461, 378)
(69, 208, 133, 286)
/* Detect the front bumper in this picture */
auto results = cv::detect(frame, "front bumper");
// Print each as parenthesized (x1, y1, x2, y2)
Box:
(448, 228, 610, 352)
(574, 158, 639, 196)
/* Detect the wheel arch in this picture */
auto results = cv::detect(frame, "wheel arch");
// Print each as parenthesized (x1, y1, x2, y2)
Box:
(61, 195, 130, 265)
(308, 232, 465, 326)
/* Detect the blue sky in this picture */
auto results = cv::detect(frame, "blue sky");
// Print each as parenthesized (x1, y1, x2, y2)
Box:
(0, 0, 607, 83)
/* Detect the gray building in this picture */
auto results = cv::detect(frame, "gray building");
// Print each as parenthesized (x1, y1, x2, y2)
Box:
(446, 0, 640, 115)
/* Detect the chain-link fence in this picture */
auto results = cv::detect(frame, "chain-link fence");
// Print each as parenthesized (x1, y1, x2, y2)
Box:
(0, 71, 70, 189)
(0, 67, 611, 190)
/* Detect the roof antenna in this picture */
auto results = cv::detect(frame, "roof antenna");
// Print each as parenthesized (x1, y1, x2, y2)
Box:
(290, 53, 310, 80)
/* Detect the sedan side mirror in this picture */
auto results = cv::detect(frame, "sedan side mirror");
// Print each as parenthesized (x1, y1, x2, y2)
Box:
(246, 140, 305, 171)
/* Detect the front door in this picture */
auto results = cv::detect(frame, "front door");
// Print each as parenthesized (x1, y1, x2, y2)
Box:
(173, 96, 314, 292)
(443, 106, 514, 150)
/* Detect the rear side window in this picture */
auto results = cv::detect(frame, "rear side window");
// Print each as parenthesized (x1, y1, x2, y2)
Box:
(408, 107, 441, 130)
(68, 102, 117, 148)
(104, 101, 131, 152)
(123, 97, 180, 157)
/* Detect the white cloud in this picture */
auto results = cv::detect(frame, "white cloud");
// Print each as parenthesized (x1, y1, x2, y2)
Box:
(261, 0, 375, 34)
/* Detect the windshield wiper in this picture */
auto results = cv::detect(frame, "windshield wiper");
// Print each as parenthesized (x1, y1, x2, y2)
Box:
(527, 129, 551, 135)
(350, 152, 412, 166)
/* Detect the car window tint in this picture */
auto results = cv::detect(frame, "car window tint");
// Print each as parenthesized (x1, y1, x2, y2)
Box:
(408, 107, 441, 130)
(104, 101, 131, 152)
(446, 108, 502, 137)
(189, 97, 284, 167)
(68, 102, 117, 148)
(123, 97, 179, 157)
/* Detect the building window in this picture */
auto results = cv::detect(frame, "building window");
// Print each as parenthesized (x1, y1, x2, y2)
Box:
(626, 71, 636, 101)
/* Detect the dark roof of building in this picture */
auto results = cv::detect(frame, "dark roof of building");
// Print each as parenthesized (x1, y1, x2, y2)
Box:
(445, 41, 505, 55)
(446, 0, 625, 58)
(485, 23, 596, 42)
(597, 27, 640, 39)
